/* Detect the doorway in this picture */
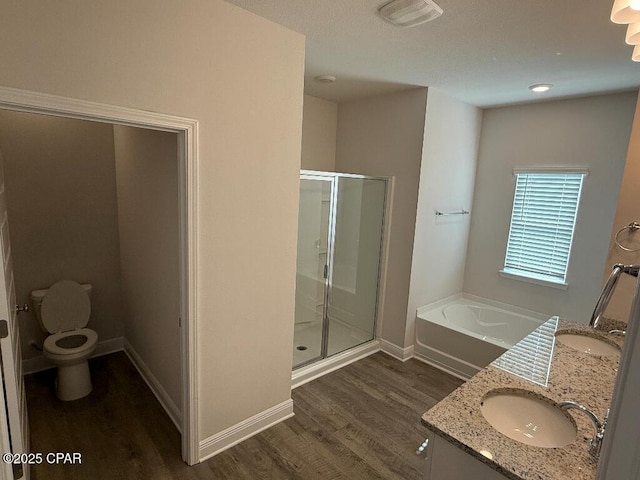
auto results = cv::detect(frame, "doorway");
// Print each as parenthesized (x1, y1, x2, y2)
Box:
(0, 86, 199, 466)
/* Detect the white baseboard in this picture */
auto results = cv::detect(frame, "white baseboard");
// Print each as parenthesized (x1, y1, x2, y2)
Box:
(22, 336, 125, 375)
(123, 339, 182, 432)
(199, 399, 294, 462)
(291, 340, 380, 389)
(378, 338, 414, 362)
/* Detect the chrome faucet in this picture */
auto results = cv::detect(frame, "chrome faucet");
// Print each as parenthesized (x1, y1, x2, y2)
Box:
(608, 329, 626, 336)
(590, 263, 640, 329)
(559, 401, 609, 459)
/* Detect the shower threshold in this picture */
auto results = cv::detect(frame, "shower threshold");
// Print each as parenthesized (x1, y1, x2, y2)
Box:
(291, 340, 380, 389)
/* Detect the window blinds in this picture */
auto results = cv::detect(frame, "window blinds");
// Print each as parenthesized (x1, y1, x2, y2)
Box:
(503, 172, 585, 284)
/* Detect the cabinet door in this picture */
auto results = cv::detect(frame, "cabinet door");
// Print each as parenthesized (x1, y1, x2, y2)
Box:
(427, 432, 507, 480)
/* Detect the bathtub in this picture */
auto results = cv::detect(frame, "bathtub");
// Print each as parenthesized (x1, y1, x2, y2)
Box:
(414, 294, 550, 379)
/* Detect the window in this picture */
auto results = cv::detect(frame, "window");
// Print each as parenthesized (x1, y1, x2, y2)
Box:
(500, 169, 587, 288)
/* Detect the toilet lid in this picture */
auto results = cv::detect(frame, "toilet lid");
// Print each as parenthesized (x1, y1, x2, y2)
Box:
(41, 280, 91, 333)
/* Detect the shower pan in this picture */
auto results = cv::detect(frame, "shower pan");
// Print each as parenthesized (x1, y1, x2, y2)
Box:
(293, 171, 388, 369)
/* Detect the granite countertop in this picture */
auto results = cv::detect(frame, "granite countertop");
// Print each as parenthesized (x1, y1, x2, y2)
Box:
(421, 317, 626, 480)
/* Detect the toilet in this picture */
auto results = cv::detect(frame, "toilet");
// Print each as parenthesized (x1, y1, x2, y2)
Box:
(31, 280, 98, 401)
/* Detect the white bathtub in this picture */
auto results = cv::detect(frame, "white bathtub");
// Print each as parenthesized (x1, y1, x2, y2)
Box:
(415, 294, 550, 379)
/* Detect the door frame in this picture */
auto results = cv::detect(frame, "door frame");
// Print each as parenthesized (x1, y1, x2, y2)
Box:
(596, 276, 640, 479)
(0, 86, 200, 465)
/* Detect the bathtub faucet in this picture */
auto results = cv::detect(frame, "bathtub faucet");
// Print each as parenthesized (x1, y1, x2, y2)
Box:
(558, 401, 608, 459)
(589, 263, 640, 329)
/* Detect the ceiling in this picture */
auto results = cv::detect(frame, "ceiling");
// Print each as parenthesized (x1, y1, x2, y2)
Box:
(225, 0, 640, 107)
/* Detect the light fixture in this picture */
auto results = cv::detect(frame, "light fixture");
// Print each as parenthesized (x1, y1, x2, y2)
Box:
(378, 0, 443, 28)
(610, 0, 640, 61)
(626, 22, 640, 44)
(314, 75, 336, 84)
(611, 0, 640, 24)
(529, 84, 553, 93)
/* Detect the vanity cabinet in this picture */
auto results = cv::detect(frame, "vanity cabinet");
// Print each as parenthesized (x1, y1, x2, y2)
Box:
(422, 430, 508, 480)
(420, 318, 623, 480)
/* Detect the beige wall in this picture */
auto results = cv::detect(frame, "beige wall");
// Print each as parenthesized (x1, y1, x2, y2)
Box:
(301, 95, 338, 171)
(113, 125, 181, 411)
(464, 92, 637, 324)
(602, 92, 640, 324)
(0, 110, 124, 359)
(335, 88, 428, 347)
(406, 89, 482, 345)
(0, 0, 305, 444)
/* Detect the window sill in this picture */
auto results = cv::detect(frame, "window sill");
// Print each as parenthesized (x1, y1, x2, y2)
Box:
(499, 270, 568, 290)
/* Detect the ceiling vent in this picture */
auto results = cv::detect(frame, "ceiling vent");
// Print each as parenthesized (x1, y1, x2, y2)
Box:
(378, 0, 443, 27)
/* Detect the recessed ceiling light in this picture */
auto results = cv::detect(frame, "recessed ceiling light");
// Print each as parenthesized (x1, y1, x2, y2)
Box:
(378, 0, 443, 28)
(315, 75, 336, 84)
(529, 84, 553, 93)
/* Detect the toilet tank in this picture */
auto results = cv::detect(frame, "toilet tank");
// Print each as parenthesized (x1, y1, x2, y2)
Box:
(30, 283, 92, 333)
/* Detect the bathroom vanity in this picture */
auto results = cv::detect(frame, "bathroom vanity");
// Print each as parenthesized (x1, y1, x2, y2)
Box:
(420, 319, 624, 480)
(420, 429, 508, 480)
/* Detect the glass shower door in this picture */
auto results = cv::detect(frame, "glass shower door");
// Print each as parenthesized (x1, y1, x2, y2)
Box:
(326, 176, 386, 356)
(293, 176, 332, 368)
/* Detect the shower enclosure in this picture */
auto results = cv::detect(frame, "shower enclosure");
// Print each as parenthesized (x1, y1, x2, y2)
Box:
(293, 171, 388, 369)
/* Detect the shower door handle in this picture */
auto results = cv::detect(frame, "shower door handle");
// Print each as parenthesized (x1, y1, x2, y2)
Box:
(323, 264, 328, 279)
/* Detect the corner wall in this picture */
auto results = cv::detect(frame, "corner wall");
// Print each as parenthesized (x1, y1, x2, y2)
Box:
(113, 125, 181, 419)
(406, 89, 482, 346)
(0, 111, 124, 360)
(464, 92, 637, 324)
(335, 88, 428, 347)
(602, 91, 640, 324)
(0, 0, 305, 452)
(301, 95, 337, 171)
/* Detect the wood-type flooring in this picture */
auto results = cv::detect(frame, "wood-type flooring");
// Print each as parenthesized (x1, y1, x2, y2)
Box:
(25, 351, 463, 479)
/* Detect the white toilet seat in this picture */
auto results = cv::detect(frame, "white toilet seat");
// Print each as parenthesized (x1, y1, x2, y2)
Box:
(44, 328, 98, 356)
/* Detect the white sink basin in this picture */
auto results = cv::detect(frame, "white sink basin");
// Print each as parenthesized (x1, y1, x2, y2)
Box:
(480, 389, 577, 448)
(555, 331, 620, 356)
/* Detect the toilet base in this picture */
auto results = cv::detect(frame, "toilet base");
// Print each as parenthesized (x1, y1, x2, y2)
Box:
(55, 360, 92, 401)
